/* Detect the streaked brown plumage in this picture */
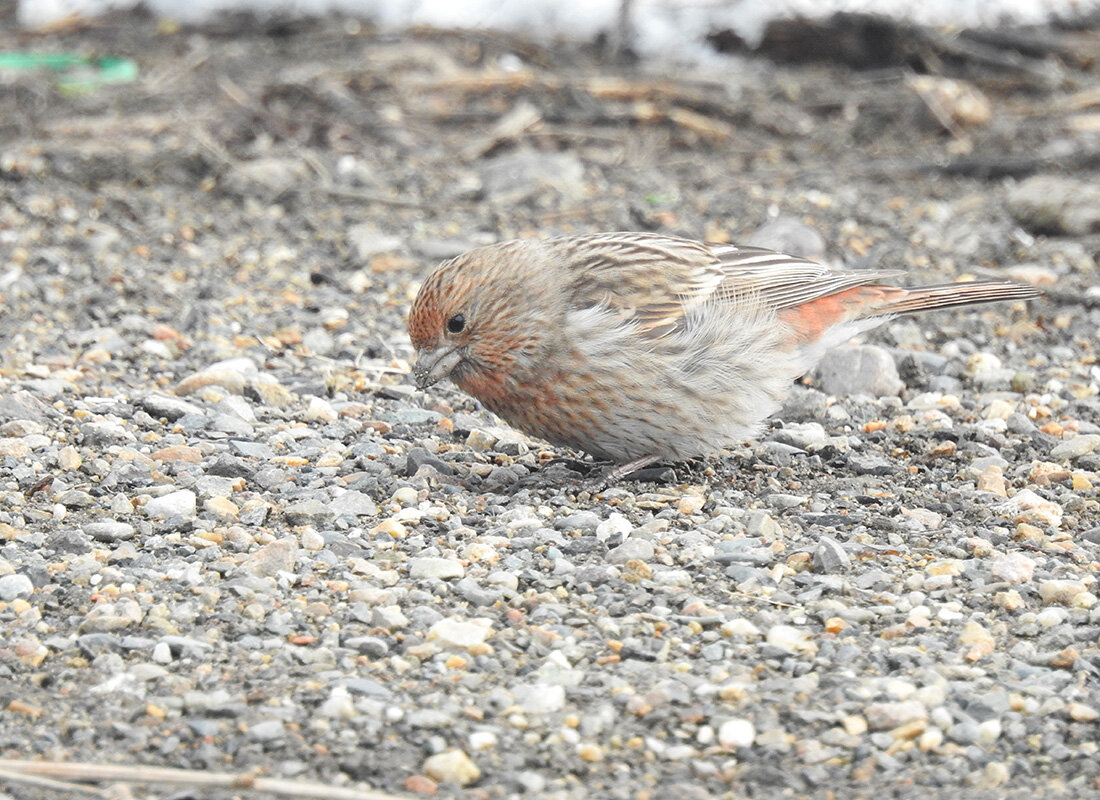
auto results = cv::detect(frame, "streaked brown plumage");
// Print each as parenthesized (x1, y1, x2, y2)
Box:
(407, 232, 1038, 479)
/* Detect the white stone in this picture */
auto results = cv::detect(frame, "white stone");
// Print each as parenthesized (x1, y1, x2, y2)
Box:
(766, 624, 817, 655)
(513, 683, 566, 714)
(145, 490, 197, 518)
(978, 719, 1003, 745)
(300, 528, 325, 551)
(1039, 580, 1087, 606)
(304, 396, 338, 423)
(990, 552, 1035, 584)
(717, 718, 756, 748)
(423, 750, 480, 787)
(486, 571, 519, 591)
(152, 641, 173, 664)
(410, 557, 465, 580)
(427, 618, 493, 651)
(319, 686, 356, 719)
(219, 394, 256, 422)
(595, 513, 632, 541)
(0, 573, 33, 601)
(469, 731, 498, 751)
(721, 618, 762, 638)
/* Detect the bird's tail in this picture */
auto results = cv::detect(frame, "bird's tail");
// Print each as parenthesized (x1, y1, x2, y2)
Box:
(870, 280, 1040, 317)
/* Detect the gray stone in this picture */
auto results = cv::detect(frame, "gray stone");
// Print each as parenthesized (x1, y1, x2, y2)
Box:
(338, 678, 394, 699)
(283, 499, 334, 526)
(328, 491, 379, 517)
(194, 476, 238, 499)
(480, 149, 585, 204)
(343, 636, 389, 657)
(1050, 434, 1100, 460)
(745, 216, 827, 260)
(230, 440, 274, 459)
(607, 538, 655, 564)
(813, 536, 850, 573)
(513, 683, 566, 714)
(770, 422, 828, 451)
(555, 512, 601, 533)
(454, 578, 500, 606)
(346, 225, 403, 260)
(0, 573, 34, 601)
(48, 530, 92, 554)
(407, 709, 455, 729)
(140, 394, 204, 421)
(207, 454, 255, 479)
(371, 606, 409, 630)
(240, 537, 298, 577)
(864, 700, 928, 730)
(81, 420, 136, 446)
(765, 493, 807, 510)
(1007, 174, 1100, 235)
(815, 344, 903, 397)
(84, 521, 136, 542)
(57, 489, 96, 508)
(246, 719, 286, 742)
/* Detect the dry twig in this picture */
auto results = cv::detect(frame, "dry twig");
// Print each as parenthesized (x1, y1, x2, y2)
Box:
(0, 767, 112, 798)
(0, 760, 410, 800)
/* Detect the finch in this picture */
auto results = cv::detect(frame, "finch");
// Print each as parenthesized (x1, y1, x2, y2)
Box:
(407, 232, 1038, 481)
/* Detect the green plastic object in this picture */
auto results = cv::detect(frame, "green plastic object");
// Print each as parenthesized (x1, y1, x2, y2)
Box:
(0, 52, 138, 94)
(0, 52, 88, 70)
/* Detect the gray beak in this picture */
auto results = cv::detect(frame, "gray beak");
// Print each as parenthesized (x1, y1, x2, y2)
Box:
(413, 346, 465, 389)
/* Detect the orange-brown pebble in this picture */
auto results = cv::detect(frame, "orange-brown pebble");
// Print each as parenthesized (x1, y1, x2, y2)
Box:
(152, 324, 184, 341)
(404, 775, 438, 794)
(928, 441, 956, 458)
(8, 700, 42, 717)
(152, 445, 202, 463)
(1051, 646, 1080, 668)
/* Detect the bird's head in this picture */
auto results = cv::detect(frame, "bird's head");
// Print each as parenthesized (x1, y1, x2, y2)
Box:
(407, 241, 554, 392)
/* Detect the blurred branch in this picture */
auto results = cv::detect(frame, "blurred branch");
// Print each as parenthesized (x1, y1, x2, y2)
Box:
(0, 760, 409, 800)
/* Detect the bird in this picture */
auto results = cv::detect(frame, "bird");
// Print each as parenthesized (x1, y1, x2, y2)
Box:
(407, 231, 1039, 483)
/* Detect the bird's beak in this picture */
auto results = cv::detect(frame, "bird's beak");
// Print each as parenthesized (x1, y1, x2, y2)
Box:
(413, 346, 465, 389)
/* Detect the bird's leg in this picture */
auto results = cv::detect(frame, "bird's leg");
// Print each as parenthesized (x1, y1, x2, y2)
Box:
(541, 456, 595, 474)
(598, 454, 662, 487)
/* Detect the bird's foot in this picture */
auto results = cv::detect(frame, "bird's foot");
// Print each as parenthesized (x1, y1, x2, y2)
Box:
(584, 455, 678, 491)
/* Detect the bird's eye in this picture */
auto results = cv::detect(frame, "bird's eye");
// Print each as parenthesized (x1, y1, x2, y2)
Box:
(446, 313, 466, 334)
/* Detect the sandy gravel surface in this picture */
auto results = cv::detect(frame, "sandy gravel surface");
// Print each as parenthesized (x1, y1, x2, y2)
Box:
(0, 11, 1098, 800)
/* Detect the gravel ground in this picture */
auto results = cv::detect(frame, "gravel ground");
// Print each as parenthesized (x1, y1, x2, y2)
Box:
(1, 11, 1099, 800)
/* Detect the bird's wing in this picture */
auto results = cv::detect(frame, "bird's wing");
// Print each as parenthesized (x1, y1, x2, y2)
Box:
(554, 233, 900, 337)
(553, 232, 725, 337)
(709, 243, 903, 310)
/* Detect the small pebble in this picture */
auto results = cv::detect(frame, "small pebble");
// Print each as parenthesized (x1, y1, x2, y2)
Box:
(717, 718, 755, 748)
(427, 618, 493, 652)
(422, 750, 480, 787)
(145, 490, 197, 518)
(409, 557, 465, 580)
(0, 573, 34, 601)
(814, 344, 903, 397)
(83, 521, 136, 542)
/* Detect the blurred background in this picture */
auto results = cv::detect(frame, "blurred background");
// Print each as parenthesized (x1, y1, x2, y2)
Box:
(1, 0, 1095, 377)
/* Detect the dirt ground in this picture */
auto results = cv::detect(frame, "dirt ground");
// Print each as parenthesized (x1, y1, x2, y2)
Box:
(1, 7, 1099, 800)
